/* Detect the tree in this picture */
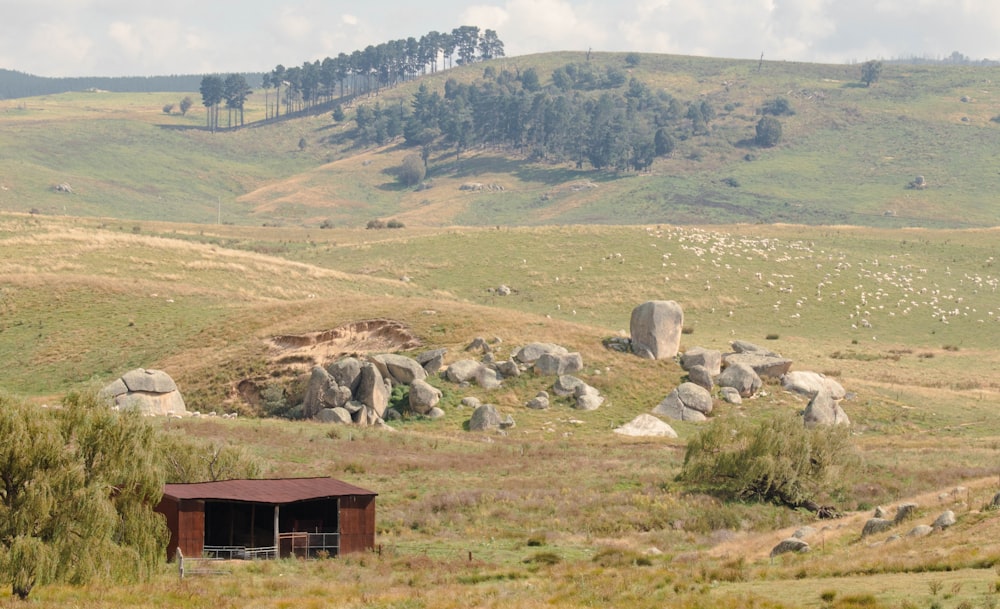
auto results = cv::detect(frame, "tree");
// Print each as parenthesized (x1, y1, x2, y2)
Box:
(625, 52, 641, 67)
(677, 412, 857, 514)
(0, 392, 168, 599)
(223, 73, 252, 127)
(199, 75, 224, 132)
(398, 153, 426, 186)
(755, 116, 782, 147)
(179, 96, 193, 116)
(654, 127, 675, 156)
(861, 60, 883, 87)
(162, 103, 174, 114)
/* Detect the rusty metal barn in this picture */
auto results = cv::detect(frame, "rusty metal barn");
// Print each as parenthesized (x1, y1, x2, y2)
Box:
(156, 477, 376, 560)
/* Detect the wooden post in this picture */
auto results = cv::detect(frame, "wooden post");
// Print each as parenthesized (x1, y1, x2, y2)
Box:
(177, 547, 184, 579)
(274, 505, 280, 557)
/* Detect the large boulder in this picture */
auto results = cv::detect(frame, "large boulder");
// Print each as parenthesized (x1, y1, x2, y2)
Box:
(613, 414, 678, 438)
(553, 375, 587, 397)
(629, 300, 684, 360)
(101, 368, 188, 416)
(652, 382, 713, 422)
(534, 352, 584, 376)
(372, 354, 427, 386)
(494, 358, 521, 379)
(356, 362, 390, 419)
(932, 511, 956, 530)
(445, 359, 483, 383)
(326, 357, 363, 393)
(803, 391, 849, 427)
(894, 503, 918, 524)
(717, 363, 762, 398)
(525, 392, 550, 410)
(408, 379, 442, 415)
(302, 366, 352, 419)
(468, 404, 514, 432)
(514, 343, 569, 364)
(679, 347, 722, 376)
(781, 371, 846, 399)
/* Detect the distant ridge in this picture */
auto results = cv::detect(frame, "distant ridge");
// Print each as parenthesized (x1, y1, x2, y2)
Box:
(0, 69, 264, 99)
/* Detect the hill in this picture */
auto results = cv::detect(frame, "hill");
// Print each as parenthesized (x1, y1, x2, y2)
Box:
(2, 52, 1000, 228)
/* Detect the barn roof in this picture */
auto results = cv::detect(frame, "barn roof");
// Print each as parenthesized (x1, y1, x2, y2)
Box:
(163, 477, 377, 504)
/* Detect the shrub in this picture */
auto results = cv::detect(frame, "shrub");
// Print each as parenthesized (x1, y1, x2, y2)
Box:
(366, 219, 386, 230)
(524, 551, 561, 565)
(397, 153, 426, 187)
(755, 116, 782, 147)
(386, 219, 405, 229)
(678, 412, 858, 511)
(762, 97, 795, 116)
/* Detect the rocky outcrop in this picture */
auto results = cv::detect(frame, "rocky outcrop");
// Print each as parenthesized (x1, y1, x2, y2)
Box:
(629, 300, 684, 360)
(679, 347, 722, 376)
(100, 368, 188, 416)
(514, 343, 569, 364)
(781, 370, 845, 400)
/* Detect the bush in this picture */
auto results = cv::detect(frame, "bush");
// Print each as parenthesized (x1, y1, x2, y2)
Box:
(386, 219, 405, 229)
(398, 153, 426, 187)
(755, 116, 782, 147)
(678, 412, 858, 511)
(366, 219, 386, 229)
(761, 97, 795, 116)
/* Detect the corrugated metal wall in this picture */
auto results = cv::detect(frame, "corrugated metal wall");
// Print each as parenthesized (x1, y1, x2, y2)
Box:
(338, 495, 376, 554)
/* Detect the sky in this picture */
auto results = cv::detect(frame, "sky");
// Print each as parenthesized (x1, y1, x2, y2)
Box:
(2, 0, 1000, 78)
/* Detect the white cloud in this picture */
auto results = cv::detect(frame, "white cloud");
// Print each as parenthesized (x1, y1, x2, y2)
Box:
(341, 14, 359, 27)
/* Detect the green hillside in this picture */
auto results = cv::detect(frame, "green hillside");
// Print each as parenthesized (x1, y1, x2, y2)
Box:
(2, 53, 999, 228)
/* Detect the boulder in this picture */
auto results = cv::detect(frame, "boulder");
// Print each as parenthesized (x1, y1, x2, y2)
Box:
(652, 382, 713, 422)
(468, 404, 513, 432)
(686, 364, 714, 392)
(373, 354, 427, 385)
(873, 506, 887, 519)
(629, 300, 684, 360)
(781, 371, 846, 400)
(803, 391, 850, 427)
(720, 386, 742, 404)
(792, 526, 816, 540)
(723, 352, 793, 378)
(408, 379, 442, 415)
(494, 359, 521, 378)
(460, 396, 482, 409)
(613, 414, 678, 438)
(553, 375, 587, 397)
(474, 366, 503, 390)
(121, 368, 177, 393)
(534, 352, 584, 376)
(445, 359, 485, 384)
(101, 368, 187, 416)
(525, 391, 550, 410)
(861, 518, 894, 537)
(573, 384, 604, 411)
(770, 538, 809, 557)
(731, 340, 778, 356)
(717, 363, 762, 398)
(416, 348, 447, 374)
(680, 347, 722, 376)
(316, 407, 352, 424)
(465, 336, 491, 353)
(326, 357, 363, 393)
(302, 367, 353, 418)
(906, 525, 933, 538)
(426, 407, 445, 420)
(990, 492, 1000, 510)
(894, 503, 918, 524)
(932, 510, 956, 529)
(514, 343, 569, 364)
(357, 362, 390, 419)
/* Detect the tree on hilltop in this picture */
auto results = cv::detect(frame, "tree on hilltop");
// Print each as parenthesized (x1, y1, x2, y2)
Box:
(199, 75, 224, 131)
(861, 60, 883, 87)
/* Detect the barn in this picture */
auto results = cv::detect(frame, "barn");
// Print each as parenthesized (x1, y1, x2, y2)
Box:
(155, 477, 376, 560)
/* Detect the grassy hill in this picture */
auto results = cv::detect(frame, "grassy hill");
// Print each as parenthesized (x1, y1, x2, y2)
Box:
(3, 52, 1000, 228)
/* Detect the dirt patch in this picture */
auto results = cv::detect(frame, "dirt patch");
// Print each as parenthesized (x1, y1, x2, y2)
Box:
(266, 318, 421, 372)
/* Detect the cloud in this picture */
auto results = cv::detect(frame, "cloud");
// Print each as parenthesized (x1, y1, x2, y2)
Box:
(462, 0, 608, 56)
(341, 14, 359, 27)
(26, 21, 95, 76)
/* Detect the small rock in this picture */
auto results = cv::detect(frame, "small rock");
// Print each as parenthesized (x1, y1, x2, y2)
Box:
(770, 538, 809, 557)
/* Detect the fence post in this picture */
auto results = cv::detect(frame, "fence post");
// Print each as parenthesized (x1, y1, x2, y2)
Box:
(177, 547, 184, 580)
